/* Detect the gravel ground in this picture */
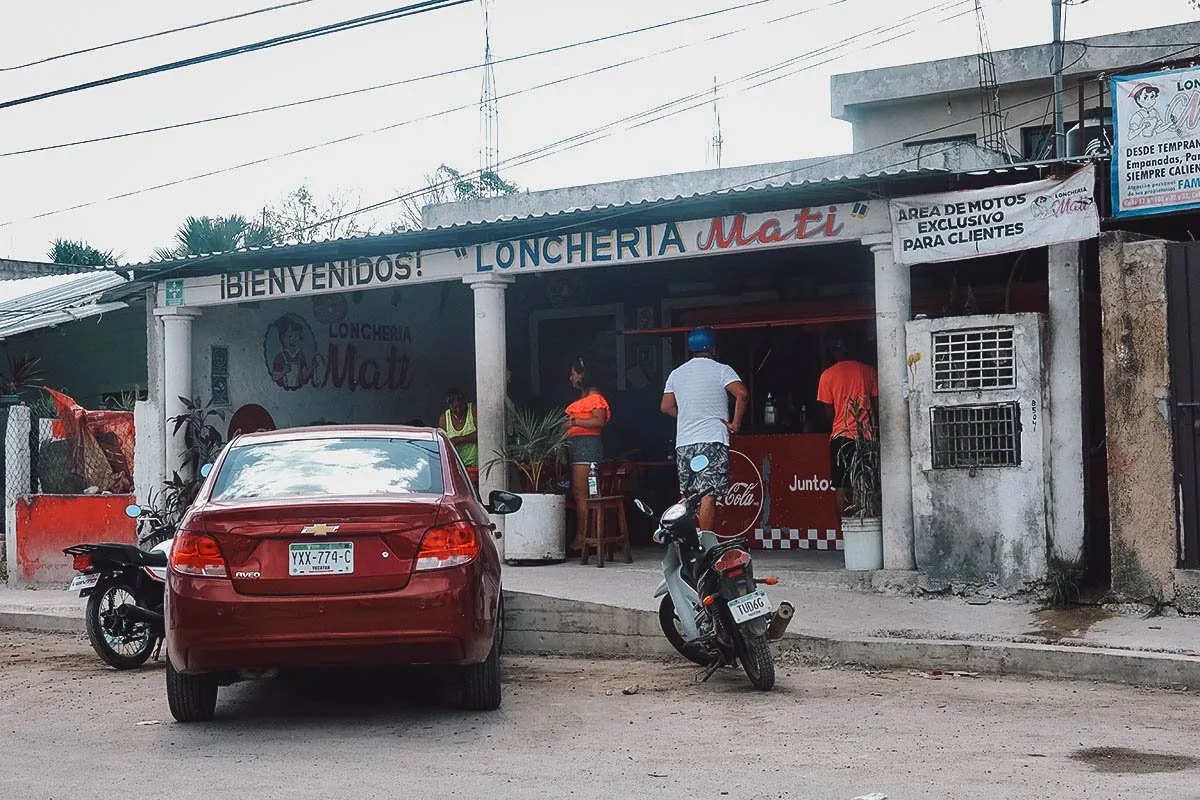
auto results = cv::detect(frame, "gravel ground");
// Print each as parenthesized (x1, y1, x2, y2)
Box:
(0, 631, 1198, 800)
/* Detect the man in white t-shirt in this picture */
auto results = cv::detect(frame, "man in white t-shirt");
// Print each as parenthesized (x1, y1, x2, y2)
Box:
(660, 326, 749, 532)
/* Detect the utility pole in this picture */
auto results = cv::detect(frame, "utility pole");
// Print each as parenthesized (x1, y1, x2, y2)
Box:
(1051, 0, 1066, 157)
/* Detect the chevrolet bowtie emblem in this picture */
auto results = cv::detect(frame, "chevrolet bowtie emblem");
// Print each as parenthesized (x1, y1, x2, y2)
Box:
(301, 523, 340, 537)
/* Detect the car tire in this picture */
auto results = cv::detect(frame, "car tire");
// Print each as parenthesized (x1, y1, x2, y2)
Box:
(166, 658, 218, 722)
(461, 608, 502, 711)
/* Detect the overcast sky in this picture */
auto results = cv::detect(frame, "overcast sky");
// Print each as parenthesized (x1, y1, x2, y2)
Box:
(0, 0, 1194, 263)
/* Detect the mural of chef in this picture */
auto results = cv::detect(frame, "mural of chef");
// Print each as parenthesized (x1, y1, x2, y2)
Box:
(266, 313, 316, 391)
(1128, 83, 1164, 139)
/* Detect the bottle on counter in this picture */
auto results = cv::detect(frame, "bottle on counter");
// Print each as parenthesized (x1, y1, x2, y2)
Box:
(587, 462, 599, 498)
(800, 404, 813, 434)
(764, 393, 777, 427)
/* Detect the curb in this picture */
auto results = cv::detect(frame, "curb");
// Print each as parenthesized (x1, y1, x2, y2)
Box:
(501, 591, 1200, 690)
(5, 591, 1199, 691)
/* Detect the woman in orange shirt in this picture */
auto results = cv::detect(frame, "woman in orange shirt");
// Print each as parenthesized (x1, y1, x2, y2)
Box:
(565, 358, 610, 550)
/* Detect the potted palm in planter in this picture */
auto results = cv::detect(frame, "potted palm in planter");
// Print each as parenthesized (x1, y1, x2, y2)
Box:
(837, 398, 883, 571)
(0, 354, 44, 406)
(484, 406, 569, 565)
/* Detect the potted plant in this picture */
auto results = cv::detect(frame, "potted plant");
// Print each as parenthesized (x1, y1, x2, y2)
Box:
(0, 353, 44, 406)
(484, 406, 569, 565)
(837, 398, 883, 571)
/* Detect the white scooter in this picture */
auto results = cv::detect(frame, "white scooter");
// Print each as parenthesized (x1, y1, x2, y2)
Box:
(635, 454, 795, 690)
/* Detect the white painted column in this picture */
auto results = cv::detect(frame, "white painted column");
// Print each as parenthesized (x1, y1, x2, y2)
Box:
(864, 234, 915, 570)
(1047, 241, 1085, 564)
(465, 275, 514, 549)
(153, 307, 201, 479)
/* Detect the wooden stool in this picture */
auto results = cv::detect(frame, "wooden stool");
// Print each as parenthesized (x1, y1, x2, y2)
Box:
(579, 463, 633, 567)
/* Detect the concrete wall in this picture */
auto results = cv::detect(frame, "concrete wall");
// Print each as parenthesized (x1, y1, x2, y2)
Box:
(12, 494, 136, 587)
(844, 80, 1104, 156)
(906, 314, 1049, 593)
(189, 281, 475, 435)
(1097, 233, 1177, 602)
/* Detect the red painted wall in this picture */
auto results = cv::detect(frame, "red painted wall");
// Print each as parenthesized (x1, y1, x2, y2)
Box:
(15, 495, 136, 586)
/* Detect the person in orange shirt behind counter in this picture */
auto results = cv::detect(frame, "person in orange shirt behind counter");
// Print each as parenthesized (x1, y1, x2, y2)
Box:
(565, 358, 610, 550)
(817, 337, 878, 516)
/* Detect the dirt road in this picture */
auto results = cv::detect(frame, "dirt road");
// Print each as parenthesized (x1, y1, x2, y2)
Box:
(0, 631, 1197, 800)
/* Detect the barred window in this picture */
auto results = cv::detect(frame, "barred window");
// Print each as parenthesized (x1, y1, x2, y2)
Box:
(930, 403, 1021, 469)
(932, 327, 1016, 391)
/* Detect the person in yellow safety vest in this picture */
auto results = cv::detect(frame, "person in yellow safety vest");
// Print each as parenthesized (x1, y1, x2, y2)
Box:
(439, 387, 478, 468)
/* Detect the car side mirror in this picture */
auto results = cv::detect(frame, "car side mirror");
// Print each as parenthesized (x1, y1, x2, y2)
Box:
(486, 490, 523, 515)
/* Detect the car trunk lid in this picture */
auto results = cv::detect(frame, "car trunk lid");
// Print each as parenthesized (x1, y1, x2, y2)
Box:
(197, 496, 444, 596)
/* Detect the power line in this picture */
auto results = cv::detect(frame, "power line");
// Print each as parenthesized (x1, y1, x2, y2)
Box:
(0, 0, 812, 159)
(0, 1, 318, 73)
(0, 0, 472, 112)
(325, 38, 1200, 256)
(0, 0, 911, 226)
(6, 36, 1190, 318)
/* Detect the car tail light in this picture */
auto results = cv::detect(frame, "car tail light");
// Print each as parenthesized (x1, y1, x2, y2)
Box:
(72, 554, 93, 572)
(714, 548, 751, 574)
(415, 522, 480, 571)
(171, 531, 228, 578)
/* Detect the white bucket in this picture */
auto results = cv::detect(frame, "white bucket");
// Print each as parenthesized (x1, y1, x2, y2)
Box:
(503, 493, 567, 564)
(841, 517, 884, 571)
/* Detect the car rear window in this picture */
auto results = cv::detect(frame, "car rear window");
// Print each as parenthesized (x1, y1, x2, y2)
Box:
(210, 437, 444, 501)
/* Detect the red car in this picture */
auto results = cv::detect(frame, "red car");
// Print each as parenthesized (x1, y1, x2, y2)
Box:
(163, 425, 521, 722)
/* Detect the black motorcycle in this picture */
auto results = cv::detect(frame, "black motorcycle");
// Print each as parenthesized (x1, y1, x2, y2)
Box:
(637, 454, 794, 691)
(63, 503, 174, 670)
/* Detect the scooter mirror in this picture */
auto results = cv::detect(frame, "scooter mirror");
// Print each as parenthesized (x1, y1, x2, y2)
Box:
(688, 454, 710, 473)
(199, 463, 214, 478)
(634, 499, 655, 518)
(124, 504, 142, 519)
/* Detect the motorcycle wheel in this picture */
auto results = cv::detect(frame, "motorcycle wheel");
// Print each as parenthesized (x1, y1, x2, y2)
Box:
(85, 581, 155, 670)
(737, 631, 776, 691)
(658, 595, 715, 667)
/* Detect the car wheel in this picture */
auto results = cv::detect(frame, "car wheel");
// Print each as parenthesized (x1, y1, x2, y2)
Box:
(166, 658, 218, 722)
(461, 609, 502, 711)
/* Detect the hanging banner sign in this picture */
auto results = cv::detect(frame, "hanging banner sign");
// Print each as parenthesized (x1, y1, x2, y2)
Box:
(419, 201, 888, 278)
(888, 165, 1099, 266)
(1111, 68, 1200, 218)
(158, 201, 889, 307)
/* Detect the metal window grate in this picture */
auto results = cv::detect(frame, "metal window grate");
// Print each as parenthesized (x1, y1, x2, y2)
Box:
(932, 326, 1016, 391)
(930, 403, 1021, 469)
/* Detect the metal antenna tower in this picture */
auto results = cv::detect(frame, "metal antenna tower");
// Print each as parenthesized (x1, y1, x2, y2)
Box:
(479, 0, 500, 188)
(709, 76, 724, 169)
(974, 0, 1008, 156)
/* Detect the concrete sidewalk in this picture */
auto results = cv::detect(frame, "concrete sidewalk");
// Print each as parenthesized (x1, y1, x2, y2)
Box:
(5, 549, 1200, 689)
(500, 549, 1200, 689)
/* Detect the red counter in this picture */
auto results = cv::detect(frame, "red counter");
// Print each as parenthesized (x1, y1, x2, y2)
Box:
(715, 434, 842, 551)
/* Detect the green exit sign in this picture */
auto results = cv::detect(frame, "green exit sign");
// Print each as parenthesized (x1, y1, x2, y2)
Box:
(165, 280, 184, 307)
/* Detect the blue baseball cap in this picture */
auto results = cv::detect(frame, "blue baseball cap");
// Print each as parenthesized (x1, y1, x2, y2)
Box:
(687, 326, 715, 353)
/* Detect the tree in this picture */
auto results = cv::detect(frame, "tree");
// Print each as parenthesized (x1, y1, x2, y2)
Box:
(393, 165, 519, 231)
(47, 239, 117, 267)
(154, 215, 276, 260)
(263, 185, 372, 246)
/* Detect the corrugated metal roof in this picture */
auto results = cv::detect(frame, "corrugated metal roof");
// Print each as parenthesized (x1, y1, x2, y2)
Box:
(0, 271, 130, 340)
(119, 156, 1085, 283)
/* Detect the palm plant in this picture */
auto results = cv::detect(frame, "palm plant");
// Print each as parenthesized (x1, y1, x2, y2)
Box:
(484, 406, 568, 493)
(154, 215, 276, 260)
(0, 353, 44, 400)
(836, 397, 881, 521)
(47, 239, 117, 267)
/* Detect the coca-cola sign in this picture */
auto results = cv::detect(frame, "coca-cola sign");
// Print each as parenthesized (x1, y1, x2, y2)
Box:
(715, 451, 764, 536)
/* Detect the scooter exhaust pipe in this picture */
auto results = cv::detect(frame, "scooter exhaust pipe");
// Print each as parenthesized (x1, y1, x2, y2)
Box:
(766, 601, 794, 641)
(115, 602, 163, 627)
